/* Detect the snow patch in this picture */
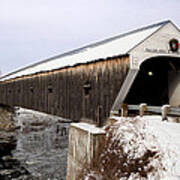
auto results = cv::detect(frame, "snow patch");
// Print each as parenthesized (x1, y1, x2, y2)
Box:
(71, 122, 106, 134)
(82, 116, 180, 179)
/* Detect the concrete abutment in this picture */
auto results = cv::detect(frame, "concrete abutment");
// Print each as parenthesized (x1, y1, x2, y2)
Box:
(66, 123, 106, 180)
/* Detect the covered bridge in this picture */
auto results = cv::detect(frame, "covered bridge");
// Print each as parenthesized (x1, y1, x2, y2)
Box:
(0, 20, 180, 124)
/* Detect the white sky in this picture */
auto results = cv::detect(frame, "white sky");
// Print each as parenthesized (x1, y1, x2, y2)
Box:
(0, 0, 180, 74)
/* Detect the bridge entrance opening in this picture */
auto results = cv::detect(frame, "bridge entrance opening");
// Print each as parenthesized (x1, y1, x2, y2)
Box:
(125, 56, 180, 106)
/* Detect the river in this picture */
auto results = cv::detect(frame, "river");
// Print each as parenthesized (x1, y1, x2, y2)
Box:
(0, 107, 71, 180)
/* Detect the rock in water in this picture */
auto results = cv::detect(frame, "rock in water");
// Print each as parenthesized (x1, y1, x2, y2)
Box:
(0, 104, 16, 132)
(0, 105, 32, 179)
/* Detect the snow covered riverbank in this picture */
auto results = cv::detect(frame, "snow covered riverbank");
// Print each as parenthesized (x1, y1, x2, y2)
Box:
(82, 116, 180, 180)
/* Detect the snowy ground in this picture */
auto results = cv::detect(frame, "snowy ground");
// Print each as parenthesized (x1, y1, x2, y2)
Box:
(112, 115, 180, 180)
(81, 115, 180, 180)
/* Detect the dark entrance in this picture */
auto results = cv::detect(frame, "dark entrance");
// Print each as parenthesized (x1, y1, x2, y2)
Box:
(125, 56, 180, 106)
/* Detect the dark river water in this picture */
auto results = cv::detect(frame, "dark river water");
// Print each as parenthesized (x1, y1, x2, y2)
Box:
(0, 107, 71, 180)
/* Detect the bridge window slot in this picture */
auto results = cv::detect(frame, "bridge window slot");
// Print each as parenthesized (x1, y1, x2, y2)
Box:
(83, 81, 91, 96)
(30, 87, 34, 93)
(48, 85, 53, 93)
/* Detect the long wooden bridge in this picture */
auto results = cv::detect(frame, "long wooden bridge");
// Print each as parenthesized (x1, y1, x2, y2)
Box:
(0, 20, 180, 124)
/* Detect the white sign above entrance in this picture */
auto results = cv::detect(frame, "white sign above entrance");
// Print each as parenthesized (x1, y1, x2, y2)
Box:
(144, 48, 180, 55)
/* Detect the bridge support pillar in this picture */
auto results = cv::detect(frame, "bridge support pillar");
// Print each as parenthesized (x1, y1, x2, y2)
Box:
(66, 122, 106, 180)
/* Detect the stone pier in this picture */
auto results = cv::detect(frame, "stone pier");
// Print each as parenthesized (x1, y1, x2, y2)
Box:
(66, 122, 106, 180)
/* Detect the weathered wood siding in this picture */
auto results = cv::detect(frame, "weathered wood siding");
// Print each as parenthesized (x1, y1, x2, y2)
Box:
(0, 56, 129, 123)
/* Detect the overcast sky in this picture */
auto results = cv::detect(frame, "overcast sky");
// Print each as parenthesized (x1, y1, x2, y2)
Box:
(0, 0, 180, 75)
